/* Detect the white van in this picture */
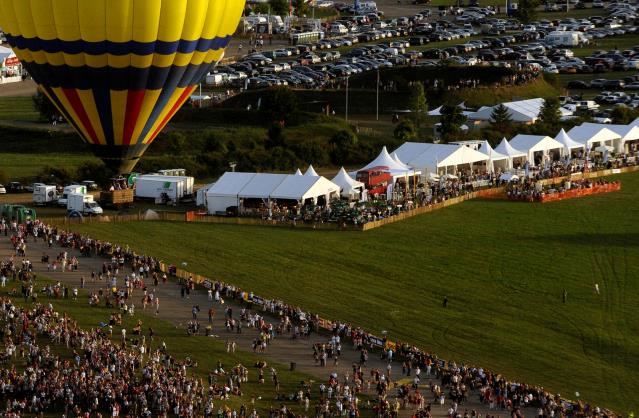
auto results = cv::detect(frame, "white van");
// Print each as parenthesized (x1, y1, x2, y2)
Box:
(329, 23, 348, 35)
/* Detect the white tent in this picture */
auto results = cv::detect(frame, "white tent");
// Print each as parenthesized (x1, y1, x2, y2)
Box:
(304, 165, 319, 177)
(359, 146, 419, 178)
(270, 175, 339, 202)
(390, 151, 412, 170)
(597, 123, 639, 153)
(196, 183, 216, 207)
(493, 138, 527, 169)
(567, 124, 621, 150)
(468, 98, 573, 124)
(428, 106, 442, 116)
(630, 117, 639, 128)
(555, 128, 585, 154)
(205, 172, 341, 214)
(331, 167, 365, 199)
(205, 172, 256, 213)
(509, 134, 564, 165)
(294, 168, 303, 176)
(394, 142, 489, 174)
(479, 140, 508, 172)
(238, 173, 289, 199)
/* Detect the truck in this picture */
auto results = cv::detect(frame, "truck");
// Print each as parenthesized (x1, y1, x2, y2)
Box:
(58, 185, 87, 207)
(356, 166, 392, 198)
(134, 176, 185, 204)
(132, 173, 195, 204)
(67, 193, 103, 216)
(33, 185, 58, 205)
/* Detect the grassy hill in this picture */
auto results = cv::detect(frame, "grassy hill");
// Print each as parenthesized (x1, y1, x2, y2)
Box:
(71, 172, 639, 413)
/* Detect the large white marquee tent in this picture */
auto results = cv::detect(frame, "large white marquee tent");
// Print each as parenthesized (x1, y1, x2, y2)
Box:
(509, 134, 564, 164)
(467, 98, 573, 124)
(205, 172, 340, 214)
(478, 140, 509, 171)
(567, 124, 621, 150)
(393, 142, 489, 174)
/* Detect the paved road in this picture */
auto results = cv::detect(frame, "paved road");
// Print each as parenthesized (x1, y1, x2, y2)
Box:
(0, 232, 536, 417)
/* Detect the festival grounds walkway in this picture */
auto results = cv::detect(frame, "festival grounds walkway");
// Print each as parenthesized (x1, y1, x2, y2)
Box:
(0, 233, 539, 417)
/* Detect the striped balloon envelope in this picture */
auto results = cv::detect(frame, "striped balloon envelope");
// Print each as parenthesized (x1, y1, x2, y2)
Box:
(0, 0, 245, 173)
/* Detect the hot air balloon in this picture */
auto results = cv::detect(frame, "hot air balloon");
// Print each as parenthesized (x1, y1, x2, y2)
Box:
(0, 0, 244, 173)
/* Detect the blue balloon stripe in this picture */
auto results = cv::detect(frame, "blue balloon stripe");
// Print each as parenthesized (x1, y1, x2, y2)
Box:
(4, 34, 231, 56)
(18, 62, 214, 91)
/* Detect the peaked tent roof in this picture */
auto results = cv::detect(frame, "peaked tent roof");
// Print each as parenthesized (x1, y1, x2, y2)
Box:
(0, 46, 14, 61)
(394, 142, 489, 170)
(294, 168, 303, 176)
(510, 134, 563, 153)
(361, 146, 414, 173)
(567, 124, 621, 147)
(588, 123, 639, 141)
(332, 167, 365, 196)
(206, 172, 256, 197)
(630, 117, 639, 128)
(555, 128, 585, 152)
(237, 173, 288, 199)
(304, 165, 319, 177)
(428, 106, 442, 116)
(390, 151, 413, 170)
(270, 175, 340, 200)
(494, 138, 527, 158)
(479, 140, 508, 161)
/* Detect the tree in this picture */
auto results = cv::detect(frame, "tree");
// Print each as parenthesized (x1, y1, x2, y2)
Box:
(394, 119, 418, 141)
(260, 87, 298, 125)
(266, 123, 286, 149)
(438, 105, 467, 139)
(269, 0, 289, 16)
(517, 0, 539, 24)
(294, 0, 309, 16)
(329, 130, 359, 165)
(537, 98, 562, 127)
(490, 104, 513, 134)
(610, 106, 639, 125)
(32, 89, 61, 122)
(408, 81, 428, 131)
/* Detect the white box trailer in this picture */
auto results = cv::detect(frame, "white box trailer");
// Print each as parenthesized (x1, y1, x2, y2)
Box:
(58, 185, 86, 207)
(135, 177, 185, 203)
(145, 175, 194, 195)
(33, 185, 58, 205)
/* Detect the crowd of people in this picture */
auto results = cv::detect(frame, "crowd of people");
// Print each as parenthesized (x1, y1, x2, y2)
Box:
(506, 178, 621, 202)
(0, 214, 620, 417)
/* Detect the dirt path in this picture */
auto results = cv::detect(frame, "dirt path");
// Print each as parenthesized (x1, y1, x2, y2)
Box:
(0, 233, 536, 417)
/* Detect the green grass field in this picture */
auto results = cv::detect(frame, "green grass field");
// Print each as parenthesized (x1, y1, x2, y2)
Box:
(71, 172, 639, 413)
(1, 278, 319, 416)
(0, 153, 100, 180)
(0, 96, 40, 122)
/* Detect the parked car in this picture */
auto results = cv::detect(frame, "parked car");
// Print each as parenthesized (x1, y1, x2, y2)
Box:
(0, 184, 6, 194)
(567, 80, 590, 89)
(7, 182, 24, 193)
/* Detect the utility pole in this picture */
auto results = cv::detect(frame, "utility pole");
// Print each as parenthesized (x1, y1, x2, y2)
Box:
(376, 68, 380, 121)
(345, 76, 349, 123)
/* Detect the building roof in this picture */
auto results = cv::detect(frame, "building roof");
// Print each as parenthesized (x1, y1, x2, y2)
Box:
(468, 98, 572, 123)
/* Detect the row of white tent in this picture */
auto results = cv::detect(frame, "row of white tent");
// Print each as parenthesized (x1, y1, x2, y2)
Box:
(199, 118, 639, 210)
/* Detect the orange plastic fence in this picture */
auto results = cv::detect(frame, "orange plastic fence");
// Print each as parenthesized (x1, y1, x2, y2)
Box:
(539, 183, 621, 203)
